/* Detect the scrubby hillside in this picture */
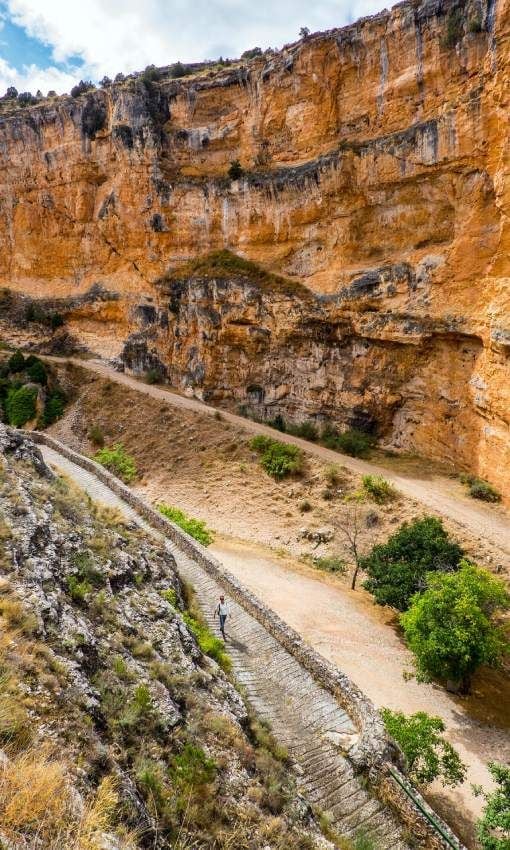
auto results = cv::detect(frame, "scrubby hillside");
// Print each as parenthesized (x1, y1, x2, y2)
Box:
(0, 424, 331, 850)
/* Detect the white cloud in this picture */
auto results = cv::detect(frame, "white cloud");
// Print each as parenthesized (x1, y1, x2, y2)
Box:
(2, 0, 387, 94)
(0, 55, 78, 94)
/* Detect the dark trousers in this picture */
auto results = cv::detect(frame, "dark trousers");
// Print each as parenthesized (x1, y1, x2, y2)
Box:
(219, 614, 227, 636)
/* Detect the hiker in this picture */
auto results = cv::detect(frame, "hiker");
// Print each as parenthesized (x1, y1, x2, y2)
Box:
(214, 595, 229, 640)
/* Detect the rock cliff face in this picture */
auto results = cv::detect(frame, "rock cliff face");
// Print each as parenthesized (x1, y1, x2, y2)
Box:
(0, 0, 509, 494)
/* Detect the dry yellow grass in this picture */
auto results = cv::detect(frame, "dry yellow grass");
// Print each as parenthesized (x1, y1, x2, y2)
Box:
(0, 751, 136, 849)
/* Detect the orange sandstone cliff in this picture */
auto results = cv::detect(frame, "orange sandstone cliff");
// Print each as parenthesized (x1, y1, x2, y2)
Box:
(0, 0, 509, 495)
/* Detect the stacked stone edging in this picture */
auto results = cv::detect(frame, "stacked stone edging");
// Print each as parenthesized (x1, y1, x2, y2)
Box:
(26, 430, 467, 850)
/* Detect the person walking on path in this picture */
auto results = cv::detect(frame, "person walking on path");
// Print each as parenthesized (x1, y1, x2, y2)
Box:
(215, 595, 229, 640)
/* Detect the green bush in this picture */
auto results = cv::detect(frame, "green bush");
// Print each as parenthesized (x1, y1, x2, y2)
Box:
(362, 475, 396, 504)
(249, 435, 303, 479)
(94, 443, 137, 483)
(381, 709, 466, 787)
(401, 562, 510, 692)
(335, 428, 374, 458)
(312, 556, 347, 574)
(460, 474, 501, 503)
(42, 389, 66, 426)
(475, 762, 510, 850)
(7, 350, 25, 374)
(4, 385, 37, 426)
(183, 612, 231, 672)
(144, 368, 161, 385)
(26, 358, 47, 385)
(170, 742, 216, 791)
(287, 420, 319, 442)
(67, 574, 92, 603)
(157, 503, 213, 546)
(362, 516, 463, 611)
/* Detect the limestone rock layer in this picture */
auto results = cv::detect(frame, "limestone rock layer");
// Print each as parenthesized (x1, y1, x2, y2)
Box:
(0, 0, 509, 494)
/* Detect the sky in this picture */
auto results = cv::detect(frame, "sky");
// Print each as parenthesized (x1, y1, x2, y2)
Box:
(0, 0, 387, 95)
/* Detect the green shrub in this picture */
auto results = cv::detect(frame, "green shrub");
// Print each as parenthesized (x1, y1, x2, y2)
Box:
(4, 385, 37, 426)
(298, 499, 312, 513)
(312, 556, 347, 574)
(324, 463, 342, 486)
(381, 708, 466, 787)
(287, 420, 319, 442)
(26, 358, 47, 385)
(170, 742, 216, 791)
(362, 516, 463, 611)
(362, 475, 396, 504)
(475, 762, 510, 850)
(72, 550, 104, 587)
(157, 503, 213, 546)
(460, 474, 502, 503)
(401, 562, 510, 692)
(228, 159, 244, 180)
(144, 368, 161, 385)
(7, 350, 25, 374)
(335, 428, 374, 458)
(268, 414, 286, 432)
(42, 389, 66, 426)
(249, 435, 302, 479)
(50, 312, 64, 331)
(88, 424, 105, 447)
(160, 588, 177, 607)
(183, 612, 231, 672)
(67, 574, 92, 603)
(94, 443, 137, 483)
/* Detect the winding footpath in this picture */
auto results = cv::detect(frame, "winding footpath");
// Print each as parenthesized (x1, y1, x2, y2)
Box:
(40, 443, 411, 850)
(46, 356, 510, 558)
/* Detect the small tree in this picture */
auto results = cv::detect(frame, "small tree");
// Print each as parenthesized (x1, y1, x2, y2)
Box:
(475, 762, 510, 850)
(337, 500, 367, 590)
(361, 516, 463, 611)
(401, 562, 510, 693)
(7, 349, 25, 374)
(300, 26, 311, 39)
(381, 709, 466, 787)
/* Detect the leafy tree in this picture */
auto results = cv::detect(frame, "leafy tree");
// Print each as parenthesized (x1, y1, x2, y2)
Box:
(4, 86, 18, 100)
(26, 358, 47, 385)
(475, 762, 510, 850)
(42, 390, 66, 426)
(361, 516, 463, 610)
(7, 349, 25, 374)
(381, 709, 466, 787)
(4, 386, 37, 427)
(401, 562, 510, 693)
(300, 26, 311, 38)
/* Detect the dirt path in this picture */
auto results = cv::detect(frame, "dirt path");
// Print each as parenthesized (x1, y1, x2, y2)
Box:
(47, 356, 510, 558)
(211, 535, 510, 845)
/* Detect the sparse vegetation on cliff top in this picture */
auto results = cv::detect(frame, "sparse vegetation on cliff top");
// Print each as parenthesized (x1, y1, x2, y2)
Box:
(159, 249, 314, 299)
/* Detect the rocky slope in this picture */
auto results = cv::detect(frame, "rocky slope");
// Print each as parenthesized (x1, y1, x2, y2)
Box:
(0, 424, 331, 849)
(0, 0, 509, 494)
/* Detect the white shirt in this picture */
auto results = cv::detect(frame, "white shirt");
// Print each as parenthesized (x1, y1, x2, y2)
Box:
(216, 602, 229, 616)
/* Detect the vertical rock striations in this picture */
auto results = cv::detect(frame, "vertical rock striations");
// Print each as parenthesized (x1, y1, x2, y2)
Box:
(0, 0, 509, 494)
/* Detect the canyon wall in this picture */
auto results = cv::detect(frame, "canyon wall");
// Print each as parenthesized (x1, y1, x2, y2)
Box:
(0, 0, 509, 494)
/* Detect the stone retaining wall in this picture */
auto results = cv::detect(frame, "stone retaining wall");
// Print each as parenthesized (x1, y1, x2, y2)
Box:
(26, 429, 467, 850)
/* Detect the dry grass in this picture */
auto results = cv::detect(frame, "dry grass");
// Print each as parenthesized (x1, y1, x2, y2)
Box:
(0, 751, 136, 849)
